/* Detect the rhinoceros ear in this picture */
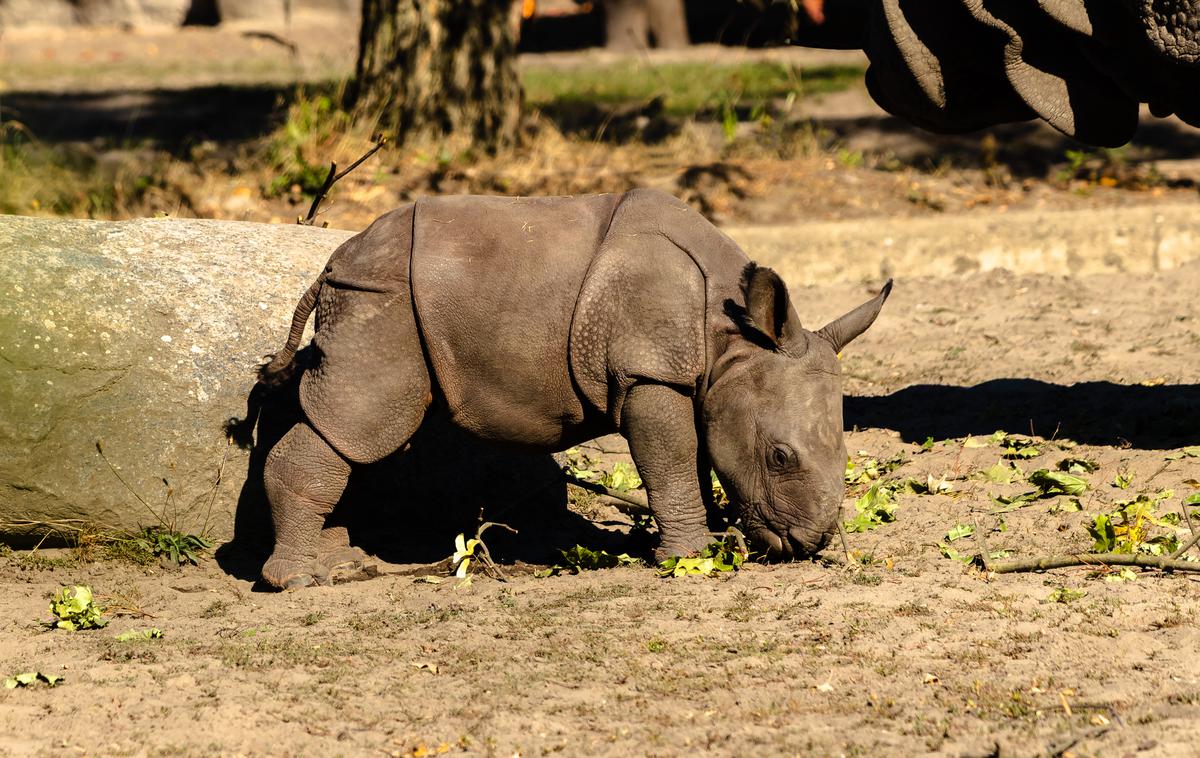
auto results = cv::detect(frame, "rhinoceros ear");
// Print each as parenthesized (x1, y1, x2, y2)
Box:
(817, 279, 893, 353)
(735, 263, 804, 350)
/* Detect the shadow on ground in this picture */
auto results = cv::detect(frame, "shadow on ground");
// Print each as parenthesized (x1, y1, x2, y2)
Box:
(215, 363, 628, 587)
(7, 81, 1200, 183)
(1, 86, 288, 147)
(846, 379, 1200, 449)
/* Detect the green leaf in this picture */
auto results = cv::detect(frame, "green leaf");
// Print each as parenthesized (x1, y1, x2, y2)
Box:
(657, 538, 746, 578)
(1103, 567, 1139, 583)
(48, 585, 107, 631)
(540, 545, 643, 576)
(938, 542, 972, 564)
(1048, 497, 1084, 514)
(1004, 447, 1041, 459)
(845, 453, 907, 485)
(989, 491, 1039, 513)
(1047, 587, 1086, 604)
(1057, 457, 1099, 475)
(600, 462, 643, 493)
(1165, 446, 1200, 461)
(1029, 469, 1089, 497)
(4, 672, 61, 688)
(843, 484, 897, 533)
(977, 462, 1023, 484)
(1114, 472, 1134, 489)
(945, 523, 974, 542)
(920, 436, 935, 451)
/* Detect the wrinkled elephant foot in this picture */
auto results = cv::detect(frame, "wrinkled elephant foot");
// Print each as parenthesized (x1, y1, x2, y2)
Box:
(262, 553, 331, 590)
(653, 532, 714, 564)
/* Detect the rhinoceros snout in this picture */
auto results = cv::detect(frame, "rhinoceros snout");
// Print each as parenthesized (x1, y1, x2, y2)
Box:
(787, 526, 833, 558)
(753, 524, 833, 560)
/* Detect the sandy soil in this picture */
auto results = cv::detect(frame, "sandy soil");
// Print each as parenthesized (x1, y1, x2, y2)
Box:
(3, 264, 1200, 757)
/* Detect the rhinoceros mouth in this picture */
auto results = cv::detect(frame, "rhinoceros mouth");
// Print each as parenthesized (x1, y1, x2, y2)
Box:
(750, 525, 831, 561)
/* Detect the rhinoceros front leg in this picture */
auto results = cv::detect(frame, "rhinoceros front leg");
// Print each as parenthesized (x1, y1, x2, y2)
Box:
(622, 383, 711, 561)
(262, 422, 351, 589)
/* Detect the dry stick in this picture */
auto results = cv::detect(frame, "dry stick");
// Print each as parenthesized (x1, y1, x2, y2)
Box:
(302, 136, 389, 225)
(472, 520, 518, 582)
(991, 553, 1200, 574)
(971, 511, 991, 573)
(562, 472, 649, 512)
(1173, 501, 1199, 560)
(836, 519, 853, 564)
(95, 440, 170, 531)
(200, 440, 232, 539)
(1171, 521, 1200, 560)
(563, 473, 749, 556)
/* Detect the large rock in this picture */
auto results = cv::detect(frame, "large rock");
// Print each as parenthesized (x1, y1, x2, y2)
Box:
(0, 216, 353, 545)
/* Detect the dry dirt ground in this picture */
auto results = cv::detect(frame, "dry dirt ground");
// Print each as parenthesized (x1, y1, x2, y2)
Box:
(4, 265, 1200, 757)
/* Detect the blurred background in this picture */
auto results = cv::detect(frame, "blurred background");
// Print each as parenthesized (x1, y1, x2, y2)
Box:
(1, 0, 1198, 230)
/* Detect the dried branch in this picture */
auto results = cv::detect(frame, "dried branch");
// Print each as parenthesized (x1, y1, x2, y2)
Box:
(301, 136, 388, 226)
(991, 553, 1200, 574)
(469, 518, 518, 582)
(1173, 503, 1199, 559)
(561, 472, 649, 512)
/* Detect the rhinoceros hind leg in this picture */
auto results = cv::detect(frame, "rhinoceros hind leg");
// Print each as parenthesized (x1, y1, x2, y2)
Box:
(317, 525, 366, 577)
(262, 422, 351, 590)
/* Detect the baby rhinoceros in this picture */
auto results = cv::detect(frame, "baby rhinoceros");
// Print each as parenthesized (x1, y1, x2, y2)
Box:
(255, 189, 891, 589)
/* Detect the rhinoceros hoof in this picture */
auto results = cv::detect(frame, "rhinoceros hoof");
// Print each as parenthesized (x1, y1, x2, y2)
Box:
(262, 554, 331, 590)
(654, 535, 713, 564)
(319, 546, 367, 576)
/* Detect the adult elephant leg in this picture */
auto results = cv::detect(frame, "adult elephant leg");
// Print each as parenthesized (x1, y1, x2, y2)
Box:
(605, 0, 650, 51)
(622, 384, 710, 561)
(262, 422, 351, 589)
(647, 0, 689, 49)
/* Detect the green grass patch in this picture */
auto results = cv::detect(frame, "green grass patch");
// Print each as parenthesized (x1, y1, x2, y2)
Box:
(522, 61, 864, 118)
(0, 128, 163, 217)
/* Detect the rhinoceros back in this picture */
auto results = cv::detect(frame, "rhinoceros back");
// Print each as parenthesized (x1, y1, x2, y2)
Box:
(411, 193, 620, 447)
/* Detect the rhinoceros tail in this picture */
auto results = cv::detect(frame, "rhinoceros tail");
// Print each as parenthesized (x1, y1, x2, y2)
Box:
(258, 271, 325, 389)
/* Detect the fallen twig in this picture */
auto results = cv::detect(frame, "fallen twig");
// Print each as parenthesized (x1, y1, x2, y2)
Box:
(561, 472, 649, 512)
(240, 30, 298, 56)
(471, 520, 517, 582)
(971, 511, 991, 573)
(991, 553, 1200, 574)
(301, 136, 388, 226)
(836, 518, 852, 564)
(1173, 503, 1199, 559)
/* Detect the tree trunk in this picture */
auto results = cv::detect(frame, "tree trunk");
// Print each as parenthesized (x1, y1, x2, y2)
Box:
(353, 0, 522, 151)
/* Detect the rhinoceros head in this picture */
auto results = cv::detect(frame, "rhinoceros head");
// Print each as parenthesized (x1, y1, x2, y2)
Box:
(702, 266, 892, 560)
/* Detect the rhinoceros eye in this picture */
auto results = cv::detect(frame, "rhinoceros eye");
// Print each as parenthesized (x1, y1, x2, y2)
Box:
(768, 445, 795, 471)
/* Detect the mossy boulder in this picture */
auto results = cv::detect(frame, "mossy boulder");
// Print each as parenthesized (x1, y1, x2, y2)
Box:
(0, 215, 352, 545)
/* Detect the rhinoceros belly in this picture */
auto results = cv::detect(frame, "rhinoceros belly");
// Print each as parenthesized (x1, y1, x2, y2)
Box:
(410, 193, 620, 448)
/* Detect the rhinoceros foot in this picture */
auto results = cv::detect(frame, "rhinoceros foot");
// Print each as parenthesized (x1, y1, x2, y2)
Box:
(653, 532, 714, 564)
(262, 554, 332, 590)
(317, 526, 367, 577)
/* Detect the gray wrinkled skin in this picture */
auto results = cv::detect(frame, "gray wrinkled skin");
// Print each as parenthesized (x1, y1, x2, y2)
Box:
(252, 189, 891, 589)
(858, 0, 1200, 145)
